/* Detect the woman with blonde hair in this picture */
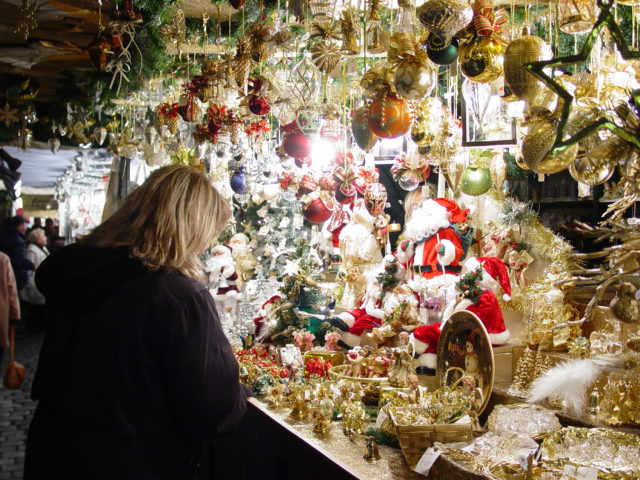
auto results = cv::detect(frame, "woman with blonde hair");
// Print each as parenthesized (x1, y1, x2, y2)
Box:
(25, 165, 248, 480)
(20, 228, 49, 328)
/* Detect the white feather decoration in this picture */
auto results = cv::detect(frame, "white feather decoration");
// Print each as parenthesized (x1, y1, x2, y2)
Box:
(527, 358, 605, 416)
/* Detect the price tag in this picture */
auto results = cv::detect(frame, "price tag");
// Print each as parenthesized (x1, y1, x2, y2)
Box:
(292, 214, 304, 228)
(413, 447, 441, 477)
(375, 406, 388, 429)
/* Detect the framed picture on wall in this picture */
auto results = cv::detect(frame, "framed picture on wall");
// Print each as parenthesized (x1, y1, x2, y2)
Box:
(461, 92, 517, 147)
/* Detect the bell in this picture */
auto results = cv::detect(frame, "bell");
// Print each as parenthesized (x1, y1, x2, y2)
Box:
(93, 126, 108, 146)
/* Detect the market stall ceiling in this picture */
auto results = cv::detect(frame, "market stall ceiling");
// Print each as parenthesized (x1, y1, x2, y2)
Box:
(3, 144, 79, 188)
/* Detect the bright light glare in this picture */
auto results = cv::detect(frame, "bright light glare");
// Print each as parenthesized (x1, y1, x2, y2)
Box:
(310, 137, 336, 172)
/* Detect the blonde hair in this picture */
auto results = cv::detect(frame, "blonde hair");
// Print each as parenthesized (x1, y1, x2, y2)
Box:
(26, 228, 46, 244)
(79, 165, 231, 280)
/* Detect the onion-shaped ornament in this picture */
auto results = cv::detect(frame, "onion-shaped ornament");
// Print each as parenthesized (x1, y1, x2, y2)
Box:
(303, 192, 335, 223)
(364, 182, 388, 216)
(521, 120, 578, 174)
(93, 126, 108, 146)
(417, 0, 473, 47)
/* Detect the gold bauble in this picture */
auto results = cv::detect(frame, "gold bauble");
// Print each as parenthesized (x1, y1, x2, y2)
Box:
(504, 28, 552, 104)
(568, 155, 615, 186)
(522, 119, 578, 174)
(515, 156, 530, 170)
(417, 0, 474, 43)
(393, 61, 437, 100)
(459, 38, 504, 84)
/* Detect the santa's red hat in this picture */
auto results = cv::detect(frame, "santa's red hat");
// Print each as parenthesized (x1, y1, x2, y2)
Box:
(477, 257, 511, 301)
(258, 295, 282, 316)
(348, 314, 381, 336)
(433, 198, 469, 224)
(411, 323, 442, 354)
(466, 290, 510, 345)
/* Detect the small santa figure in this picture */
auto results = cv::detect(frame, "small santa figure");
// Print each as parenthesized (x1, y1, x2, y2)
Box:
(207, 245, 240, 316)
(398, 198, 472, 279)
(408, 321, 442, 372)
(456, 256, 512, 345)
(253, 295, 282, 341)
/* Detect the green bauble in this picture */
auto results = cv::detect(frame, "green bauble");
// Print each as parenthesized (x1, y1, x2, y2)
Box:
(460, 165, 492, 196)
(426, 35, 459, 65)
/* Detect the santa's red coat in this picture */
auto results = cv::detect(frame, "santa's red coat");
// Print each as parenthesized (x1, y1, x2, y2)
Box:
(416, 227, 464, 278)
(465, 290, 506, 334)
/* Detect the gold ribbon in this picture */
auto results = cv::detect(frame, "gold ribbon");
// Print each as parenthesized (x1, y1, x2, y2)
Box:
(387, 32, 428, 67)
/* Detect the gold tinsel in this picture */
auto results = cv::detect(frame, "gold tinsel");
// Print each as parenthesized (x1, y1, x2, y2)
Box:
(387, 32, 428, 67)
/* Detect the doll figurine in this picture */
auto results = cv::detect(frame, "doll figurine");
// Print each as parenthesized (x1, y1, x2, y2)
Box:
(207, 245, 239, 316)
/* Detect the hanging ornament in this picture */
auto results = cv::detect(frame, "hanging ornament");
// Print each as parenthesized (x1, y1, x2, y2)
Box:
(0, 102, 18, 128)
(425, 35, 459, 65)
(368, 95, 412, 139)
(364, 183, 388, 216)
(230, 166, 248, 194)
(248, 95, 271, 115)
(294, 157, 313, 169)
(340, 8, 360, 55)
(332, 165, 358, 204)
(296, 105, 322, 137)
(309, 22, 342, 74)
(351, 106, 378, 151)
(93, 126, 108, 146)
(388, 33, 437, 100)
(460, 164, 492, 196)
(459, 0, 509, 83)
(48, 137, 60, 154)
(298, 174, 319, 197)
(391, 153, 430, 191)
(411, 97, 443, 146)
(490, 151, 507, 193)
(229, 0, 245, 9)
(303, 192, 335, 223)
(88, 36, 111, 71)
(461, 79, 492, 126)
(290, 55, 320, 106)
(283, 132, 313, 159)
(417, 0, 473, 49)
(568, 155, 615, 186)
(521, 119, 579, 174)
(558, 0, 596, 34)
(504, 28, 552, 105)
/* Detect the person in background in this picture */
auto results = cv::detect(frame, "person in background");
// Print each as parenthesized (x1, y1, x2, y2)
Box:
(0, 215, 35, 293)
(20, 228, 49, 329)
(44, 218, 58, 252)
(25, 165, 249, 480)
(0, 251, 20, 370)
(28, 218, 43, 233)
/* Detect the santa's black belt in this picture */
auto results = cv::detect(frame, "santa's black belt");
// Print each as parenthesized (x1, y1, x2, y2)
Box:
(413, 265, 462, 273)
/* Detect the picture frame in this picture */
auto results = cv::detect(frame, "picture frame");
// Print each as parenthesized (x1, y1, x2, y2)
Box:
(461, 93, 518, 147)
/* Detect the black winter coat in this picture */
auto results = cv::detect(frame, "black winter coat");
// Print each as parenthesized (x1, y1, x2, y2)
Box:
(24, 244, 248, 480)
(0, 229, 34, 290)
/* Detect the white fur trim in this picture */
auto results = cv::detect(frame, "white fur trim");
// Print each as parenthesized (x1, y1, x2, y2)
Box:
(463, 257, 481, 273)
(503, 294, 511, 301)
(365, 304, 385, 320)
(405, 200, 450, 240)
(338, 312, 356, 328)
(341, 331, 361, 348)
(410, 336, 430, 355)
(437, 239, 456, 266)
(488, 329, 510, 345)
(417, 353, 437, 369)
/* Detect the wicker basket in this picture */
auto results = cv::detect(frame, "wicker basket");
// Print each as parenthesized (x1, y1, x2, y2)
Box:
(389, 410, 473, 469)
(328, 364, 389, 405)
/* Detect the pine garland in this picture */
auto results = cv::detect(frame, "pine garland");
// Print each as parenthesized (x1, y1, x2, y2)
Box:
(456, 267, 483, 303)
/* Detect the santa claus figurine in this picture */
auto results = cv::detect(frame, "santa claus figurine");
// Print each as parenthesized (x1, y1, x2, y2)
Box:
(206, 245, 240, 317)
(253, 295, 282, 341)
(455, 256, 512, 345)
(408, 322, 442, 373)
(398, 198, 472, 279)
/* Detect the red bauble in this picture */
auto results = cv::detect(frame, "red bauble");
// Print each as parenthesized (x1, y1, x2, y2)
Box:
(368, 95, 413, 139)
(248, 95, 271, 116)
(229, 0, 244, 9)
(303, 193, 335, 223)
(283, 132, 312, 159)
(297, 174, 318, 197)
(334, 184, 356, 204)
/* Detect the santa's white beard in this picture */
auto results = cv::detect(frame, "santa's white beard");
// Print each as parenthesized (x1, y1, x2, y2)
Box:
(404, 201, 450, 241)
(207, 255, 233, 273)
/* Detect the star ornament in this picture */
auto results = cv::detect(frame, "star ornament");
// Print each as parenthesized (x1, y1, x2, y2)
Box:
(523, 0, 640, 157)
(0, 102, 18, 127)
(283, 258, 301, 276)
